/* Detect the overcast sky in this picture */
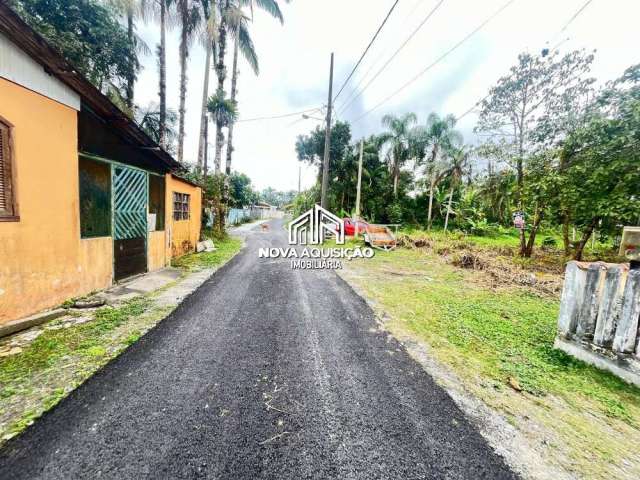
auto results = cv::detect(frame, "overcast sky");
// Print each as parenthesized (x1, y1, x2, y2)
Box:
(134, 0, 640, 192)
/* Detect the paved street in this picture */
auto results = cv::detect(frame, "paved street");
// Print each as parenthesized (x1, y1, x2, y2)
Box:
(0, 219, 517, 479)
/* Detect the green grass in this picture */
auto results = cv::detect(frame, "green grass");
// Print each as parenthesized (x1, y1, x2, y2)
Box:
(342, 246, 640, 478)
(172, 235, 242, 271)
(355, 248, 640, 420)
(0, 297, 152, 389)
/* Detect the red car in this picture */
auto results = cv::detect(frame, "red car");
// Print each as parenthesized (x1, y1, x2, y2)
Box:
(342, 218, 369, 236)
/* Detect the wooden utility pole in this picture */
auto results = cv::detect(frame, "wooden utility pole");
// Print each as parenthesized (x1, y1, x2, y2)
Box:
(320, 53, 334, 209)
(354, 139, 364, 237)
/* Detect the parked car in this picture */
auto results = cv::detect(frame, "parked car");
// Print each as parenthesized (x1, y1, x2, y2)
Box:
(341, 218, 369, 236)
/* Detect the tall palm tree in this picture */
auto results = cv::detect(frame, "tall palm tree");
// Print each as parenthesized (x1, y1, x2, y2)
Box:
(197, 0, 219, 174)
(212, 0, 231, 171)
(212, 0, 284, 172)
(423, 113, 462, 229)
(157, 0, 169, 147)
(104, 0, 151, 109)
(443, 147, 468, 232)
(176, 0, 202, 163)
(224, 0, 286, 173)
(379, 112, 418, 197)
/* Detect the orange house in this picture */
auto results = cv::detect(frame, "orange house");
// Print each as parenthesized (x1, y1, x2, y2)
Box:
(0, 5, 201, 327)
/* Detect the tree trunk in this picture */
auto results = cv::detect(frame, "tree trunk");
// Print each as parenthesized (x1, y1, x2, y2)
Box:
(177, 2, 189, 163)
(214, 2, 229, 172)
(225, 37, 239, 175)
(426, 144, 439, 230)
(444, 183, 454, 233)
(522, 207, 543, 257)
(562, 212, 571, 256)
(158, 0, 167, 148)
(516, 157, 526, 255)
(427, 174, 435, 230)
(126, 12, 134, 110)
(393, 162, 399, 197)
(215, 126, 225, 174)
(197, 41, 213, 174)
(573, 218, 599, 261)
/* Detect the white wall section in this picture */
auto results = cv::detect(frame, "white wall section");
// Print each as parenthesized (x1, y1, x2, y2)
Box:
(0, 32, 80, 111)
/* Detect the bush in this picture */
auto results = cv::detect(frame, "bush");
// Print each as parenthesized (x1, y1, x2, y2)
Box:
(387, 202, 403, 224)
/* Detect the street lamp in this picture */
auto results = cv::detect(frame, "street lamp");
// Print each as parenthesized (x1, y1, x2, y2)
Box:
(302, 113, 324, 121)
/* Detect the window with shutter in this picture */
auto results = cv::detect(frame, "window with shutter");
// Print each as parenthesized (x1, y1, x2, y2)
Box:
(0, 119, 16, 220)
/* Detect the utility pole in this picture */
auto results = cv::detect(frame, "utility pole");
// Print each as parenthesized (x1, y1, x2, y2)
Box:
(298, 164, 301, 194)
(354, 139, 364, 237)
(320, 52, 334, 209)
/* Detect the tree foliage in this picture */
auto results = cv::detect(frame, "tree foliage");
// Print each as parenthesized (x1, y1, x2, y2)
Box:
(12, 0, 141, 96)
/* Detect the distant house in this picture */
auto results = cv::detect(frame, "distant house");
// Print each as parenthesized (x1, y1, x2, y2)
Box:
(0, 5, 201, 326)
(254, 201, 277, 212)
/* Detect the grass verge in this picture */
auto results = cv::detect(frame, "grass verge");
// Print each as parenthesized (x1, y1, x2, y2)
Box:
(341, 244, 640, 479)
(0, 234, 243, 444)
(172, 235, 242, 271)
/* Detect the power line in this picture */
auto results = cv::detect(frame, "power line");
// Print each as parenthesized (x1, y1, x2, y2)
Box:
(549, 0, 593, 49)
(336, 0, 428, 112)
(332, 0, 401, 103)
(457, 0, 593, 124)
(237, 107, 321, 123)
(456, 92, 491, 122)
(338, 0, 446, 116)
(353, 0, 516, 125)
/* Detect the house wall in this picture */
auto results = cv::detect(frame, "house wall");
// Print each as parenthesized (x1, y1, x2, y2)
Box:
(0, 78, 112, 325)
(148, 230, 167, 271)
(166, 175, 201, 259)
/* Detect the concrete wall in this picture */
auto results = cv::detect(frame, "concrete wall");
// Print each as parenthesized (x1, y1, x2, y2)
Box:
(166, 175, 201, 259)
(0, 78, 112, 325)
(555, 261, 640, 386)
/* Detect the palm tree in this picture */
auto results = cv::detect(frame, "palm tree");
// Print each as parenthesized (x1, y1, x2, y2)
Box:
(443, 147, 469, 233)
(224, 0, 286, 173)
(379, 112, 418, 197)
(212, 0, 231, 171)
(212, 0, 284, 172)
(176, 0, 202, 163)
(423, 113, 462, 229)
(197, 0, 219, 174)
(157, 0, 169, 147)
(137, 103, 179, 154)
(208, 91, 239, 164)
(104, 0, 151, 109)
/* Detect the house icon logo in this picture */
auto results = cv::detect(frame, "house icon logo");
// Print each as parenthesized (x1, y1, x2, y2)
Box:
(289, 204, 345, 245)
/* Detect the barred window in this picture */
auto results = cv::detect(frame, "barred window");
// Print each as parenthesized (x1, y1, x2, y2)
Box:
(173, 192, 190, 221)
(0, 119, 17, 220)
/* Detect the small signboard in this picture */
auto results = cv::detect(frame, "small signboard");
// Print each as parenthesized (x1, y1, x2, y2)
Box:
(513, 211, 525, 230)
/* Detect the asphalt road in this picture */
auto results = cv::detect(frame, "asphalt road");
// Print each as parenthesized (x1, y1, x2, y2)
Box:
(0, 219, 517, 479)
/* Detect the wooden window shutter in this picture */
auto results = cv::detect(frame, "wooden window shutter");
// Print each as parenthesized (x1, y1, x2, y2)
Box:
(0, 121, 14, 217)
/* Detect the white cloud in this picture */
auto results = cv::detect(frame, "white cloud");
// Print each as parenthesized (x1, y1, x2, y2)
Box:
(134, 0, 640, 191)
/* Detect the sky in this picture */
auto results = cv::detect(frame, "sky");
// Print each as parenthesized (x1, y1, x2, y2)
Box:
(134, 0, 640, 192)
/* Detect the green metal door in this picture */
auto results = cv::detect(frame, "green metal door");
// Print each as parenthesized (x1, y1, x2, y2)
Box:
(112, 165, 148, 280)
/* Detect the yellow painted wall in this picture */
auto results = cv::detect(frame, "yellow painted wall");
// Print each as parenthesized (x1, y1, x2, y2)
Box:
(0, 79, 112, 324)
(166, 175, 202, 259)
(147, 230, 167, 271)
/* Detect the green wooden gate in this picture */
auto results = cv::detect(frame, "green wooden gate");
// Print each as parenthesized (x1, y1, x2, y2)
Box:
(112, 165, 148, 280)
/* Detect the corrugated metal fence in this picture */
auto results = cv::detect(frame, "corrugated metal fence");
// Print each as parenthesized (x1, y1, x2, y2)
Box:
(206, 207, 284, 227)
